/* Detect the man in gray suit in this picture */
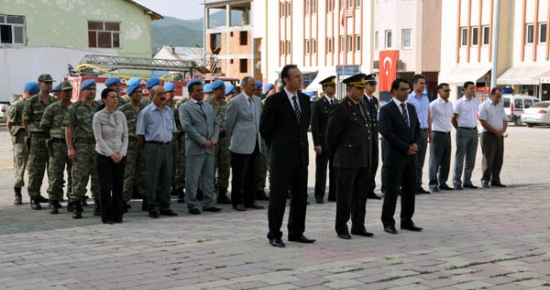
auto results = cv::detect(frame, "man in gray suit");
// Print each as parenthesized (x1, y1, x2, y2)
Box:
(225, 76, 264, 211)
(179, 79, 221, 215)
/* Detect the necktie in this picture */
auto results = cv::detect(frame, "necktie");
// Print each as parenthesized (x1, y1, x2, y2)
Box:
(330, 99, 334, 106)
(197, 102, 205, 114)
(248, 98, 255, 120)
(400, 103, 410, 128)
(292, 96, 301, 124)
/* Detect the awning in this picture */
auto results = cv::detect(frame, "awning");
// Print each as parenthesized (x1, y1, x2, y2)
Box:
(440, 66, 491, 86)
(542, 72, 550, 84)
(497, 66, 550, 85)
(304, 67, 337, 92)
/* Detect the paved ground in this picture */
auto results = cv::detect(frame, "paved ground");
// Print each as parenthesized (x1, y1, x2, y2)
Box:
(0, 125, 549, 290)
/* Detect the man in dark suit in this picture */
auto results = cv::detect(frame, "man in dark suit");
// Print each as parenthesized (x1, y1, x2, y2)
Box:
(363, 74, 382, 200)
(326, 73, 374, 240)
(260, 64, 315, 248)
(310, 75, 338, 204)
(379, 78, 423, 234)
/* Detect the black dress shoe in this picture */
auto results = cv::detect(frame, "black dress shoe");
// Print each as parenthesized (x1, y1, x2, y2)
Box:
(351, 229, 374, 237)
(337, 232, 352, 239)
(367, 192, 382, 200)
(159, 209, 178, 216)
(463, 184, 479, 189)
(269, 238, 286, 247)
(203, 206, 221, 212)
(416, 187, 431, 194)
(148, 211, 160, 218)
(454, 185, 463, 190)
(188, 208, 201, 215)
(384, 225, 398, 234)
(288, 234, 316, 243)
(491, 182, 506, 187)
(401, 223, 423, 232)
(439, 185, 455, 190)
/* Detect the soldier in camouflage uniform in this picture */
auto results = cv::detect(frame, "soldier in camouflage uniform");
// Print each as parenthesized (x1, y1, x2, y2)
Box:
(119, 82, 148, 210)
(40, 81, 73, 214)
(7, 81, 39, 205)
(105, 77, 128, 108)
(174, 95, 188, 203)
(206, 80, 231, 204)
(140, 77, 160, 107)
(64, 79, 102, 219)
(22, 74, 57, 210)
(256, 83, 276, 200)
(164, 82, 181, 195)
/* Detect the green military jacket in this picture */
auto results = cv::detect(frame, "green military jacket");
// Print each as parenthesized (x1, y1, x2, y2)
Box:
(117, 96, 128, 108)
(119, 102, 145, 137)
(140, 97, 152, 107)
(206, 97, 227, 134)
(8, 99, 25, 136)
(63, 100, 101, 139)
(175, 97, 189, 132)
(22, 94, 57, 133)
(40, 101, 70, 139)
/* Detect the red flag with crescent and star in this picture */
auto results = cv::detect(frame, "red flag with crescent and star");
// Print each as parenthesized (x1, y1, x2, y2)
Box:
(379, 50, 399, 92)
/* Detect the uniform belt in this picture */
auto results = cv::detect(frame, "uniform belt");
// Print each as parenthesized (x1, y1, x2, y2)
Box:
(30, 132, 49, 138)
(458, 127, 477, 130)
(433, 131, 451, 135)
(74, 137, 95, 144)
(147, 140, 171, 145)
(51, 137, 66, 143)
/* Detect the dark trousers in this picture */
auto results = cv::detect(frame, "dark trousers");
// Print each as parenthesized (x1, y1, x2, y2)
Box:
(230, 143, 260, 207)
(381, 162, 416, 227)
(267, 165, 308, 240)
(96, 153, 126, 223)
(368, 142, 379, 193)
(335, 167, 369, 234)
(415, 129, 429, 188)
(314, 150, 336, 201)
(481, 132, 504, 184)
(144, 143, 173, 212)
(429, 131, 452, 187)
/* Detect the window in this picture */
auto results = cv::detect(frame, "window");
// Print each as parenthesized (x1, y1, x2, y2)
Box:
(461, 27, 467, 46)
(239, 31, 248, 45)
(385, 30, 392, 48)
(375, 31, 378, 50)
(356, 0, 361, 8)
(402, 29, 411, 49)
(287, 41, 291, 54)
(239, 59, 248, 73)
(312, 38, 317, 53)
(482, 26, 490, 45)
(305, 0, 310, 14)
(313, 0, 317, 13)
(327, 0, 333, 12)
(526, 23, 534, 44)
(280, 3, 285, 17)
(88, 21, 120, 48)
(341, 36, 345, 51)
(327, 37, 333, 53)
(540, 23, 547, 43)
(305, 39, 310, 54)
(356, 35, 361, 51)
(280, 41, 285, 55)
(0, 15, 25, 45)
(348, 35, 353, 51)
(471, 27, 479, 46)
(348, 0, 353, 8)
(287, 2, 291, 16)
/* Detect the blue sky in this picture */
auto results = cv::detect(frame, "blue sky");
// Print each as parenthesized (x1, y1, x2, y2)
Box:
(134, 0, 205, 20)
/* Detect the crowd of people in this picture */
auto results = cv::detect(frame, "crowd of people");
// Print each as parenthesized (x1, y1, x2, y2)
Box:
(7, 64, 508, 246)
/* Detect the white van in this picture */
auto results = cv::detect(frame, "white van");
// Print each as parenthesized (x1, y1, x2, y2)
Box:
(501, 95, 539, 126)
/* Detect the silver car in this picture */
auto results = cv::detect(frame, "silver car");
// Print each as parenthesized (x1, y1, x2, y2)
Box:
(521, 101, 550, 127)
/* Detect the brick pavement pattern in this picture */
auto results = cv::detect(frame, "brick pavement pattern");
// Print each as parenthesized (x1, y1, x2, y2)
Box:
(0, 126, 549, 289)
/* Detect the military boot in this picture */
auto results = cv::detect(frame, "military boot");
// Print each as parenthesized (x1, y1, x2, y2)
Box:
(176, 188, 185, 203)
(13, 187, 22, 205)
(36, 194, 49, 203)
(30, 198, 42, 210)
(217, 188, 232, 204)
(66, 200, 75, 212)
(93, 198, 100, 216)
(49, 201, 59, 214)
(72, 201, 83, 219)
(80, 197, 88, 207)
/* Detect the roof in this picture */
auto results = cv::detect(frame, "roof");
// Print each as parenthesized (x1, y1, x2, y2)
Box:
(123, 0, 163, 21)
(161, 46, 205, 61)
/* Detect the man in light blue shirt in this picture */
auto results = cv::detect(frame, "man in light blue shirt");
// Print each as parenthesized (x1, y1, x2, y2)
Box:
(407, 74, 432, 194)
(137, 85, 178, 218)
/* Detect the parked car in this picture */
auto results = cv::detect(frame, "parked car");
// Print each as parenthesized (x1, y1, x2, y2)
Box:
(0, 102, 10, 119)
(521, 101, 550, 127)
(501, 95, 539, 126)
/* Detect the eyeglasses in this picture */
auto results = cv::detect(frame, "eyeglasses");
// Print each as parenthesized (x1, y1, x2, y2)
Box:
(443, 89, 451, 92)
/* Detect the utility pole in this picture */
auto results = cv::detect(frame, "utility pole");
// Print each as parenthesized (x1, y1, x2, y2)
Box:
(490, 0, 501, 89)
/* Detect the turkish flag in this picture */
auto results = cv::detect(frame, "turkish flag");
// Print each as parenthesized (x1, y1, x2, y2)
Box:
(379, 50, 399, 92)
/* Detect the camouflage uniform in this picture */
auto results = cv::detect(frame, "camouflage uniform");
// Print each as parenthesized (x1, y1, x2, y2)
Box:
(64, 100, 101, 202)
(119, 102, 147, 201)
(174, 98, 189, 191)
(167, 100, 181, 187)
(41, 101, 72, 201)
(140, 97, 152, 107)
(8, 99, 28, 189)
(117, 96, 128, 108)
(206, 97, 230, 190)
(257, 99, 270, 192)
(22, 94, 57, 198)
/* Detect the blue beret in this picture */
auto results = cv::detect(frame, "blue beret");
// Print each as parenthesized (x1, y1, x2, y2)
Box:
(210, 80, 225, 90)
(127, 82, 142, 95)
(105, 77, 121, 87)
(24, 81, 40, 94)
(81, 79, 96, 90)
(203, 84, 213, 93)
(126, 77, 141, 86)
(187, 78, 201, 87)
(225, 84, 235, 96)
(164, 82, 176, 92)
(146, 77, 160, 89)
(256, 80, 263, 90)
(51, 84, 59, 93)
(263, 83, 274, 94)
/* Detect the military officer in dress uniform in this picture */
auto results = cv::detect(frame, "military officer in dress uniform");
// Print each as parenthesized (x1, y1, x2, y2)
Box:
(363, 74, 382, 200)
(310, 76, 338, 204)
(326, 73, 374, 240)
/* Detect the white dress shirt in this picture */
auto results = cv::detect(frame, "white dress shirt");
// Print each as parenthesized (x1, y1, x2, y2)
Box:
(453, 95, 479, 128)
(430, 97, 453, 132)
